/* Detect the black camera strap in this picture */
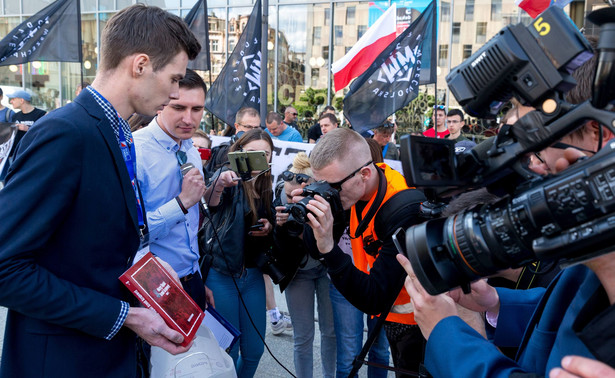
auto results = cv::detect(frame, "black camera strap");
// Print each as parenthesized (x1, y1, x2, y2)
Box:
(351, 165, 387, 239)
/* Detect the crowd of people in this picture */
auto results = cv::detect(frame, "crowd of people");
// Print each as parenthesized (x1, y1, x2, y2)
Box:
(0, 4, 613, 378)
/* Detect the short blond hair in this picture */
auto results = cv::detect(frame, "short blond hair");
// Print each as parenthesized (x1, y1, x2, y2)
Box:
(310, 128, 370, 170)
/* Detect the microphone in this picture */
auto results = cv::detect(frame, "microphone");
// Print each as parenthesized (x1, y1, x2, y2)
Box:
(180, 162, 210, 217)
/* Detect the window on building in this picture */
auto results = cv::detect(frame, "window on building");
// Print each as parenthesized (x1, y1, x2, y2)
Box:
(313, 26, 321, 44)
(438, 44, 449, 67)
(229, 39, 236, 51)
(347, 6, 356, 24)
(465, 0, 474, 21)
(441, 2, 450, 22)
(357, 25, 367, 39)
(229, 22, 235, 32)
(325, 8, 330, 26)
(476, 22, 487, 44)
(322, 46, 329, 60)
(345, 46, 352, 54)
(491, 0, 502, 21)
(452, 22, 460, 43)
(335, 25, 343, 45)
(211, 40, 219, 52)
(463, 44, 473, 60)
(209, 22, 217, 31)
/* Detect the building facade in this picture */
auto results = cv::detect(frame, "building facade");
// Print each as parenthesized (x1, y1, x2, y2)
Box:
(0, 0, 607, 131)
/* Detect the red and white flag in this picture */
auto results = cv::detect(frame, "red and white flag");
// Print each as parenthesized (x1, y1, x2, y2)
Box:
(332, 4, 397, 92)
(515, 0, 571, 18)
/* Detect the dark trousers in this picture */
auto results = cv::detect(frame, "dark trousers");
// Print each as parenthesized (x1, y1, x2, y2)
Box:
(384, 322, 426, 377)
(180, 271, 207, 311)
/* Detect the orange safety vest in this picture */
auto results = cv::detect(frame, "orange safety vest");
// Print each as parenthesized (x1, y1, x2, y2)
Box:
(349, 163, 416, 325)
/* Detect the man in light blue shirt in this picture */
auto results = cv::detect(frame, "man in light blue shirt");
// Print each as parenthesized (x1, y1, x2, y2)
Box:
(265, 111, 303, 142)
(134, 69, 212, 310)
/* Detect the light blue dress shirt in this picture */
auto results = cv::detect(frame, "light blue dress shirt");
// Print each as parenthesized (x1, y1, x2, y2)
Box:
(133, 118, 202, 278)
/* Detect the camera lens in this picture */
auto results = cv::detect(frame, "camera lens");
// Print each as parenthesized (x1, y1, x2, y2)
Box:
(289, 203, 309, 224)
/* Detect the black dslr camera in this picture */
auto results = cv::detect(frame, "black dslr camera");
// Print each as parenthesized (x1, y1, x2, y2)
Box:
(284, 181, 344, 229)
(397, 7, 615, 295)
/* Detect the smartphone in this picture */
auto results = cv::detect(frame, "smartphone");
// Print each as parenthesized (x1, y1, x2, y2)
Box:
(227, 151, 269, 175)
(249, 222, 264, 231)
(198, 148, 212, 161)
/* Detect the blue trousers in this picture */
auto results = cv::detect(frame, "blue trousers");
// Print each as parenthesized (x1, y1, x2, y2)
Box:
(284, 265, 336, 378)
(329, 283, 390, 378)
(206, 268, 265, 378)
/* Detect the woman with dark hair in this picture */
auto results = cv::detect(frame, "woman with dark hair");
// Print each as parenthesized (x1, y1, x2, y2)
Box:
(201, 128, 274, 377)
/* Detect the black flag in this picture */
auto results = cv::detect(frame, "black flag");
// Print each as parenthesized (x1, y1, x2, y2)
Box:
(343, 1, 436, 135)
(185, 0, 211, 71)
(204, 0, 261, 126)
(0, 0, 81, 66)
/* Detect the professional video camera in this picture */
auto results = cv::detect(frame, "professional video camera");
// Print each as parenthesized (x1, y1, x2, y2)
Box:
(397, 7, 615, 295)
(284, 181, 344, 229)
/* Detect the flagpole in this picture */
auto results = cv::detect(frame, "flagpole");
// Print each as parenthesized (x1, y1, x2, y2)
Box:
(434, 0, 439, 110)
(260, 0, 268, 126)
(76, 0, 83, 94)
(446, 0, 453, 111)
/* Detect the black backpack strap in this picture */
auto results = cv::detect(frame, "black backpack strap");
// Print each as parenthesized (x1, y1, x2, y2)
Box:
(373, 189, 426, 242)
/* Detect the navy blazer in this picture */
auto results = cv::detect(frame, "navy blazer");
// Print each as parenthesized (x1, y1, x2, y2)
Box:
(0, 90, 141, 377)
(423, 265, 600, 378)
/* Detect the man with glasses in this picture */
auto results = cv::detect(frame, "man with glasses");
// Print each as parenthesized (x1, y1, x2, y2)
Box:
(445, 109, 470, 143)
(204, 106, 261, 181)
(423, 105, 449, 138)
(284, 106, 299, 129)
(297, 127, 427, 374)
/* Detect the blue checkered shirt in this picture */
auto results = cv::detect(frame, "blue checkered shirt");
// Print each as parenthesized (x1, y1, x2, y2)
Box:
(86, 86, 132, 340)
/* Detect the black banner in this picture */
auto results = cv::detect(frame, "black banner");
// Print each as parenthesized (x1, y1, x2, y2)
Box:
(204, 0, 261, 126)
(344, 1, 436, 135)
(0, 0, 81, 66)
(185, 0, 211, 72)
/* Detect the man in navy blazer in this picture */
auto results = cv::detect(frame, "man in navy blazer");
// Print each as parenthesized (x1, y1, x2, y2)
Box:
(0, 4, 201, 377)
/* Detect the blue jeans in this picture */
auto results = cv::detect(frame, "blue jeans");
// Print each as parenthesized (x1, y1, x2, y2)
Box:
(329, 283, 390, 378)
(206, 268, 265, 378)
(284, 265, 336, 378)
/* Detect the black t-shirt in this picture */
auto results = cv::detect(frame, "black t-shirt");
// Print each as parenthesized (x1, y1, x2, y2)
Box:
(8, 107, 47, 159)
(307, 122, 322, 142)
(12, 107, 47, 126)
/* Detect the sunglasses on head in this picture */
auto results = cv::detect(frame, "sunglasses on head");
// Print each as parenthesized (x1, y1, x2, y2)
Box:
(281, 170, 311, 184)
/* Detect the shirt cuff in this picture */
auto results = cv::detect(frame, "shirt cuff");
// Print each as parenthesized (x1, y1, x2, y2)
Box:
(160, 198, 187, 225)
(105, 301, 129, 340)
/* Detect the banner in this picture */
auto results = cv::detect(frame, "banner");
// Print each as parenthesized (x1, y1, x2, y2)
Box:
(344, 1, 436, 135)
(204, 0, 262, 126)
(0, 122, 17, 183)
(0, 0, 81, 66)
(332, 4, 397, 92)
(185, 0, 211, 71)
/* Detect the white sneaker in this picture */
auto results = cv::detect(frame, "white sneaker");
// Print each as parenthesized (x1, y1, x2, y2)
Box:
(271, 313, 292, 335)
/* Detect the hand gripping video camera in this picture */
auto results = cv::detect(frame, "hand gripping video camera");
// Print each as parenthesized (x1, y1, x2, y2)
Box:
(397, 7, 615, 295)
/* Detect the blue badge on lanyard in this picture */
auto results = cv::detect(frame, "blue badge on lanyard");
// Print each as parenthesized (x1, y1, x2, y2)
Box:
(118, 125, 145, 229)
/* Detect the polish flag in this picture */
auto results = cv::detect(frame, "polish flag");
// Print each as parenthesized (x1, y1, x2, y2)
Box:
(332, 4, 397, 92)
(515, 0, 571, 18)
